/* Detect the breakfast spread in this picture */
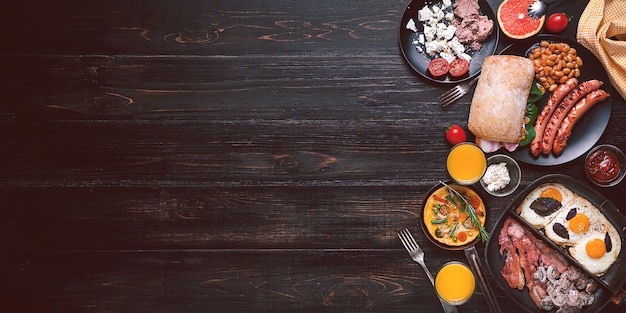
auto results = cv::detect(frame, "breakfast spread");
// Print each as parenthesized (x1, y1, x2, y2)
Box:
(498, 217, 598, 312)
(423, 184, 487, 246)
(468, 55, 535, 152)
(516, 182, 621, 276)
(400, 4, 624, 309)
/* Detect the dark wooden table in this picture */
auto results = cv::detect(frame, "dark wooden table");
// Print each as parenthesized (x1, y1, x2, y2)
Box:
(1, 0, 624, 312)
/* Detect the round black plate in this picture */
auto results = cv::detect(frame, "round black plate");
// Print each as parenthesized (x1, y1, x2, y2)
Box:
(399, 0, 499, 84)
(503, 35, 614, 166)
(420, 181, 487, 251)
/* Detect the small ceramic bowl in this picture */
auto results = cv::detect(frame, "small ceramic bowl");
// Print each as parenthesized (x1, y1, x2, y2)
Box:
(584, 144, 626, 187)
(479, 154, 521, 197)
(420, 181, 487, 251)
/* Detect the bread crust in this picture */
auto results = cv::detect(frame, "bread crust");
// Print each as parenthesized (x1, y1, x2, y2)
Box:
(468, 55, 535, 143)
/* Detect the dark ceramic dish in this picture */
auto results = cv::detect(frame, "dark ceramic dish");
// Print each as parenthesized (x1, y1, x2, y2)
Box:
(484, 174, 626, 312)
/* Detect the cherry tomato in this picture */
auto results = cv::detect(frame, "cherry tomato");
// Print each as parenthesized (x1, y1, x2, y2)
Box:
(545, 13, 570, 34)
(457, 231, 468, 242)
(449, 58, 469, 77)
(428, 58, 450, 77)
(445, 125, 466, 145)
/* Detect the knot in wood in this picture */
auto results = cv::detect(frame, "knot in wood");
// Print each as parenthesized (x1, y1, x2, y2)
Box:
(178, 21, 219, 44)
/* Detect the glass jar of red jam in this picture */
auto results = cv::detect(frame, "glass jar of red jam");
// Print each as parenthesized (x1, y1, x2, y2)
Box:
(585, 144, 625, 187)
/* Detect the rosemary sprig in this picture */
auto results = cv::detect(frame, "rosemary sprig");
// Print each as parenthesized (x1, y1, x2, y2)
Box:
(439, 181, 489, 242)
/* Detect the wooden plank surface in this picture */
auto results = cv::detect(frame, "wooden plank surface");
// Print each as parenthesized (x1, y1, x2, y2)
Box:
(1, 0, 625, 312)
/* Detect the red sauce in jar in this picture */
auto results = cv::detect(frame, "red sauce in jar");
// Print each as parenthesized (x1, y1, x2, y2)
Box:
(586, 149, 621, 182)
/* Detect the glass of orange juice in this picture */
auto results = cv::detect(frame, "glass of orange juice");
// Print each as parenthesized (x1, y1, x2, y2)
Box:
(446, 143, 486, 185)
(435, 261, 475, 305)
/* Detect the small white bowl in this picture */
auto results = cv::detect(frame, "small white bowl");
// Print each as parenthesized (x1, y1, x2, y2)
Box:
(479, 154, 521, 197)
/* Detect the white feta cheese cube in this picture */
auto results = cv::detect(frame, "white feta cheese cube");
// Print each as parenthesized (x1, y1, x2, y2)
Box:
(406, 18, 418, 33)
(436, 23, 448, 37)
(440, 51, 456, 63)
(418, 6, 432, 22)
(424, 25, 436, 42)
(425, 40, 439, 54)
(432, 10, 445, 22)
(441, 25, 457, 40)
(459, 53, 472, 62)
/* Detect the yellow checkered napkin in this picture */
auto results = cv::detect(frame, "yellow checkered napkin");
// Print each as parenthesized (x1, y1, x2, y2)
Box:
(577, 0, 626, 101)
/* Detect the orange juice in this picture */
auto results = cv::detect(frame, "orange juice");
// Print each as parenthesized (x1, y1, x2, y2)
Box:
(446, 143, 486, 185)
(435, 261, 475, 305)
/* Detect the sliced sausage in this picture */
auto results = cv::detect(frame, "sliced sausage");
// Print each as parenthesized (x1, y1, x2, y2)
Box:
(552, 90, 609, 156)
(541, 79, 603, 155)
(529, 78, 578, 157)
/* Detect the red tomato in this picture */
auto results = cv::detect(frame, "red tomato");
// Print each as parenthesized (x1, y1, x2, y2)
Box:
(445, 125, 466, 145)
(428, 58, 450, 77)
(545, 13, 569, 34)
(468, 195, 482, 211)
(457, 231, 468, 242)
(449, 58, 469, 77)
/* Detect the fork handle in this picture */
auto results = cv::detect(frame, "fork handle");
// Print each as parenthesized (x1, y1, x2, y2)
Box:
(418, 262, 458, 313)
(418, 262, 436, 285)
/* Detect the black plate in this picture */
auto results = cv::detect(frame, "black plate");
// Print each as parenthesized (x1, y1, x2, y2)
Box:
(420, 181, 487, 251)
(485, 174, 626, 313)
(399, 0, 499, 84)
(503, 35, 614, 166)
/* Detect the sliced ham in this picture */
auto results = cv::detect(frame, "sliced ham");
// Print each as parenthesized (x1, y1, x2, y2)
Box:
(475, 137, 519, 153)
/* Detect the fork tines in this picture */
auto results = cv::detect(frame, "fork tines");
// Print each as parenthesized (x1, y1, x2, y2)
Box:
(438, 76, 480, 107)
(397, 228, 418, 251)
(438, 87, 464, 107)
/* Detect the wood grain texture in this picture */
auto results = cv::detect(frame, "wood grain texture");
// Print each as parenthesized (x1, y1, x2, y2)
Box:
(0, 0, 624, 312)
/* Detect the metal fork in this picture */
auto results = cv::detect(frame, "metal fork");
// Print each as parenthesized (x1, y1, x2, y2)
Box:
(398, 228, 458, 313)
(438, 76, 480, 107)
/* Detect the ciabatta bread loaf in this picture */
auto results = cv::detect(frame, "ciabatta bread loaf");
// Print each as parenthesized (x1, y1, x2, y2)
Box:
(468, 55, 535, 143)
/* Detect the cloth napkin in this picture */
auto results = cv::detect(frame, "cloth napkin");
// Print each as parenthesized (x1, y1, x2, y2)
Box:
(577, 0, 626, 101)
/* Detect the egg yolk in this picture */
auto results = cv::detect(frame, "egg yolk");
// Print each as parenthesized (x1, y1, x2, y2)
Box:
(540, 187, 562, 203)
(586, 238, 606, 258)
(569, 214, 590, 234)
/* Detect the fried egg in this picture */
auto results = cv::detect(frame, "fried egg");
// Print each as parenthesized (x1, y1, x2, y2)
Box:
(569, 227, 621, 276)
(544, 196, 611, 246)
(517, 183, 575, 229)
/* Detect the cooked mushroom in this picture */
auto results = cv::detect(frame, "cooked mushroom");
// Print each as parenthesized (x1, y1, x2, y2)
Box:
(462, 216, 474, 229)
(534, 266, 547, 283)
(566, 289, 583, 308)
(565, 266, 581, 281)
(550, 290, 567, 307)
(547, 265, 560, 282)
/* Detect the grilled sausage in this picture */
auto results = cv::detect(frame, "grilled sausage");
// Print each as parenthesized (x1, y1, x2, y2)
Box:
(552, 90, 609, 156)
(529, 78, 578, 157)
(541, 79, 603, 155)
